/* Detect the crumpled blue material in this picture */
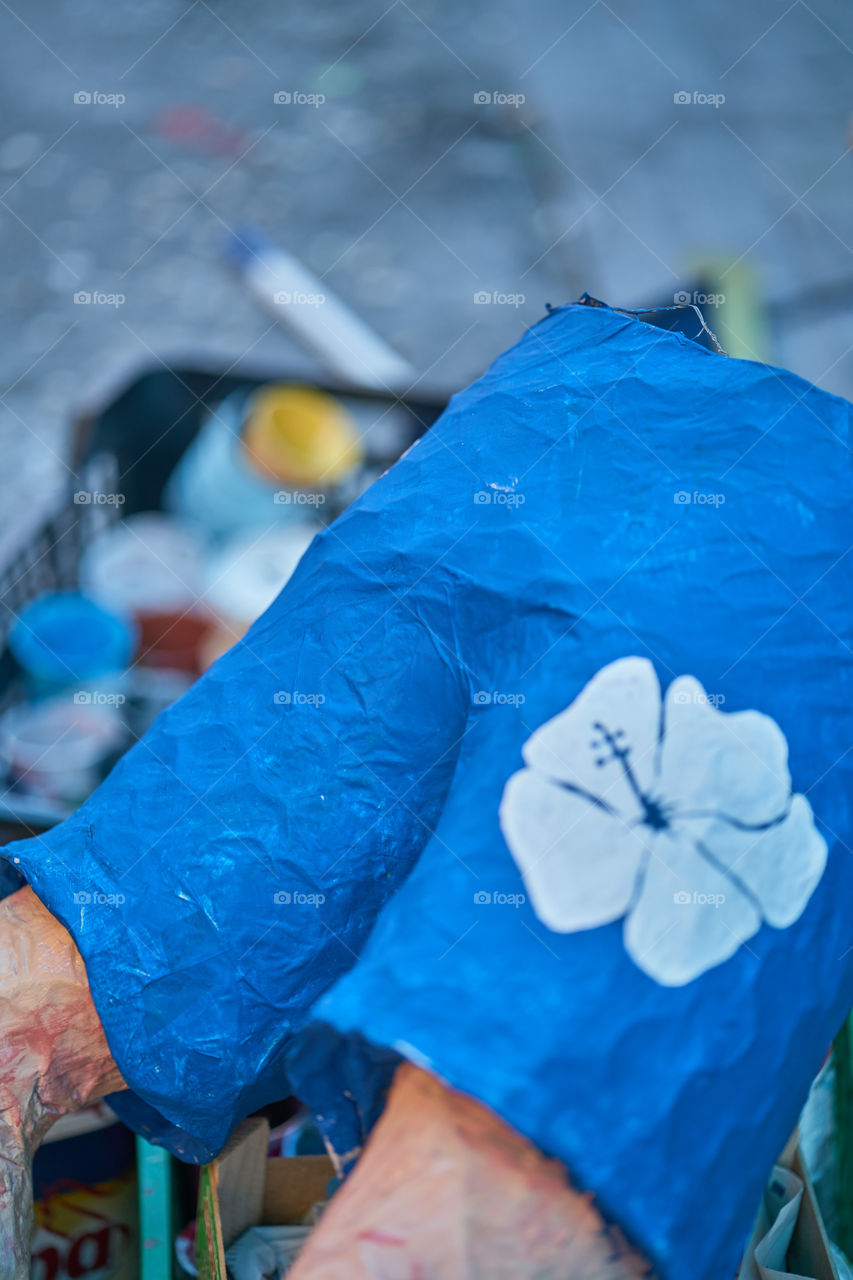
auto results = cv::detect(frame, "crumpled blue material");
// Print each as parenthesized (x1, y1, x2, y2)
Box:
(5, 301, 853, 1280)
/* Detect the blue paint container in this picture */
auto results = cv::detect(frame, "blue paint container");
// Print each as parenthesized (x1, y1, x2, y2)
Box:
(9, 592, 137, 699)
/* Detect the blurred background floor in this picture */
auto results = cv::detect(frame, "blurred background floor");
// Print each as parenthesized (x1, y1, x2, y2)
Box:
(0, 0, 851, 528)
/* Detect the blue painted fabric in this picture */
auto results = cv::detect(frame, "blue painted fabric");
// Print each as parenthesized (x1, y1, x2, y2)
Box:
(5, 301, 853, 1279)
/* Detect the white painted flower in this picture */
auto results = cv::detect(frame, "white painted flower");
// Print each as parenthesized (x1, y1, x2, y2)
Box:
(499, 657, 826, 986)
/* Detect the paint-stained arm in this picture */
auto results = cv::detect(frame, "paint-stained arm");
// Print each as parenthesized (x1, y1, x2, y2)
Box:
(289, 1063, 654, 1280)
(0, 887, 124, 1279)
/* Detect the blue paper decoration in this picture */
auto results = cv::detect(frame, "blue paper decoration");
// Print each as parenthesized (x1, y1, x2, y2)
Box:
(6, 301, 853, 1278)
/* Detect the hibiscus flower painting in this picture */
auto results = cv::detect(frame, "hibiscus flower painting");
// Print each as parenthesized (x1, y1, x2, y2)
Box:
(499, 657, 827, 985)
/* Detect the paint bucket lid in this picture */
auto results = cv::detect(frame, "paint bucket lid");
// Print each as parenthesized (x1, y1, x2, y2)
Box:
(0, 695, 125, 803)
(204, 523, 320, 625)
(242, 385, 364, 488)
(79, 512, 207, 616)
(9, 593, 136, 687)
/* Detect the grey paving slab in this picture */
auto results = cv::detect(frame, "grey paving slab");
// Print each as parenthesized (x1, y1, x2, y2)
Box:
(0, 0, 850, 535)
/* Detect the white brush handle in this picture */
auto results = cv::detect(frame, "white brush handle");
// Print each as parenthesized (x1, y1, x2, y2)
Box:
(242, 248, 415, 393)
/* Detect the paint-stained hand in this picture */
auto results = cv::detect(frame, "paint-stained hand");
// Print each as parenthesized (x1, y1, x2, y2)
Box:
(0, 887, 124, 1278)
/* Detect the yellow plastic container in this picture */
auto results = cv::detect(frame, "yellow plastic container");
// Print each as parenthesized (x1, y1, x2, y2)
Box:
(241, 385, 364, 488)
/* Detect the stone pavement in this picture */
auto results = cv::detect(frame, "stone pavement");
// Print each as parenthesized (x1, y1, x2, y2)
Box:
(0, 0, 850, 532)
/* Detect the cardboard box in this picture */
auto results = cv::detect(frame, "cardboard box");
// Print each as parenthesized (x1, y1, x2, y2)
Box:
(196, 1119, 839, 1280)
(196, 1117, 333, 1280)
(738, 1132, 840, 1280)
